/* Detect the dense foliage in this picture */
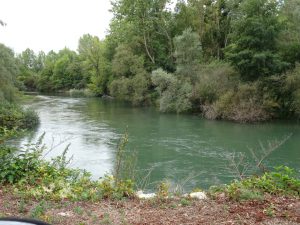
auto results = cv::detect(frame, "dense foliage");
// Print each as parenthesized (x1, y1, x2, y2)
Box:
(0, 44, 19, 102)
(0, 44, 39, 130)
(0, 101, 39, 129)
(213, 166, 300, 201)
(2, 0, 300, 122)
(0, 130, 134, 201)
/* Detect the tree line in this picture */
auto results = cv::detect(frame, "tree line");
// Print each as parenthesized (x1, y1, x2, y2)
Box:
(2, 0, 300, 122)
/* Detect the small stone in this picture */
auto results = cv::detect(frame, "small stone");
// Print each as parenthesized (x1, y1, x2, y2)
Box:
(189, 192, 207, 200)
(136, 190, 156, 199)
(58, 212, 72, 217)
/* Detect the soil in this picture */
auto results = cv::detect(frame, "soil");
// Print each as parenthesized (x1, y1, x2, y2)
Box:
(0, 189, 299, 225)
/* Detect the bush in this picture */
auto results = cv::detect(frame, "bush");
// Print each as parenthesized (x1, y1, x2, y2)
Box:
(193, 62, 237, 105)
(109, 77, 134, 102)
(131, 73, 151, 105)
(225, 166, 300, 200)
(0, 101, 39, 129)
(109, 73, 151, 106)
(214, 83, 271, 122)
(284, 64, 300, 118)
(152, 69, 192, 113)
(0, 128, 135, 201)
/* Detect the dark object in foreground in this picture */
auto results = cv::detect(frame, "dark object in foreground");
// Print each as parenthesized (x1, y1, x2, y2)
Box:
(0, 218, 51, 225)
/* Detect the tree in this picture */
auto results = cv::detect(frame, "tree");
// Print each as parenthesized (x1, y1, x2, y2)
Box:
(112, 44, 144, 77)
(152, 68, 192, 113)
(0, 44, 18, 102)
(52, 48, 84, 90)
(78, 34, 108, 95)
(174, 0, 233, 60)
(110, 0, 174, 70)
(37, 51, 58, 92)
(36, 49, 85, 91)
(109, 44, 151, 105)
(174, 28, 202, 81)
(278, 0, 300, 67)
(17, 49, 46, 91)
(225, 0, 287, 81)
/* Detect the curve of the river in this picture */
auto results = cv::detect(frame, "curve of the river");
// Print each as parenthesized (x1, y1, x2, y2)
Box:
(19, 95, 300, 191)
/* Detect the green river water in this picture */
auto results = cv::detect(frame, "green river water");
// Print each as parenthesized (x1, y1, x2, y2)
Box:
(19, 95, 300, 191)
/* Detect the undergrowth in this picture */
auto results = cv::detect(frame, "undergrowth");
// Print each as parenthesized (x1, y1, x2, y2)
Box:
(210, 166, 300, 201)
(0, 129, 134, 201)
(0, 101, 39, 129)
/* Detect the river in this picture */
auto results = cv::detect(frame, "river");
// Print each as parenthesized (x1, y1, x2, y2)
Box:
(19, 94, 300, 191)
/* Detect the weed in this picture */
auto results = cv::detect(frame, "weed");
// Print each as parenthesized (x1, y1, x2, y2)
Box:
(100, 213, 112, 224)
(73, 206, 84, 215)
(170, 203, 177, 209)
(157, 181, 170, 198)
(180, 198, 191, 206)
(30, 200, 47, 218)
(18, 199, 27, 213)
(264, 204, 276, 217)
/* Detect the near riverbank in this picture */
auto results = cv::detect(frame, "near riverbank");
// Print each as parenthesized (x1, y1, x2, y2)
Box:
(1, 188, 299, 225)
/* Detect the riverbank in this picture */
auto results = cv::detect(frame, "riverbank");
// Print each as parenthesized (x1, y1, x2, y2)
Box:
(1, 188, 299, 225)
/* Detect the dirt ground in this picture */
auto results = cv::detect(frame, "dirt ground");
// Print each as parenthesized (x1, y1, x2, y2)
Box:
(0, 189, 300, 225)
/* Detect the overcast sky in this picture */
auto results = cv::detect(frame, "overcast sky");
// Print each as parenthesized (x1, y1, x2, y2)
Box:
(0, 0, 112, 53)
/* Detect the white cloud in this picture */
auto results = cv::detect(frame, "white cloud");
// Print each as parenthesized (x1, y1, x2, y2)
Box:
(0, 0, 112, 53)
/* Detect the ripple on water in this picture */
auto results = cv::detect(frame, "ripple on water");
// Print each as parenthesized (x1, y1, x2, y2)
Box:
(18, 95, 300, 191)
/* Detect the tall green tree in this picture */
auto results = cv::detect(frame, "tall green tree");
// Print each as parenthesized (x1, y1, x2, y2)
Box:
(225, 0, 287, 81)
(52, 48, 83, 90)
(17, 49, 45, 90)
(278, 0, 300, 67)
(110, 0, 174, 70)
(174, 0, 232, 60)
(174, 28, 202, 81)
(78, 34, 109, 95)
(0, 44, 18, 101)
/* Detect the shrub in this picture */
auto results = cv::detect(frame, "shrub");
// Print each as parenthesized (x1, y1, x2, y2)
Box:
(130, 73, 151, 106)
(0, 128, 135, 201)
(109, 77, 133, 101)
(109, 74, 151, 106)
(225, 166, 300, 200)
(193, 62, 237, 105)
(0, 101, 39, 129)
(215, 83, 271, 122)
(284, 64, 300, 118)
(152, 69, 192, 113)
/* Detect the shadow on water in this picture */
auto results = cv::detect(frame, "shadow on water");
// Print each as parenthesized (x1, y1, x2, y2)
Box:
(16, 94, 300, 191)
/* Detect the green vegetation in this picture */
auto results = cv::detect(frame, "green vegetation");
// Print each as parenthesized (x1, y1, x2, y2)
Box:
(219, 166, 300, 201)
(0, 102, 39, 129)
(0, 44, 39, 130)
(0, 43, 19, 102)
(0, 0, 295, 122)
(0, 131, 134, 201)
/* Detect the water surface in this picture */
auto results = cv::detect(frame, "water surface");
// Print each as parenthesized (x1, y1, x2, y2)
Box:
(19, 95, 300, 191)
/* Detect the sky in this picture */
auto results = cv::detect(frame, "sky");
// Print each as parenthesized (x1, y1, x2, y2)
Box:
(0, 0, 113, 53)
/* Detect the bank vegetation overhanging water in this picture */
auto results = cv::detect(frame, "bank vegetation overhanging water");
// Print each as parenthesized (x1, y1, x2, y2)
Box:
(2, 0, 300, 123)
